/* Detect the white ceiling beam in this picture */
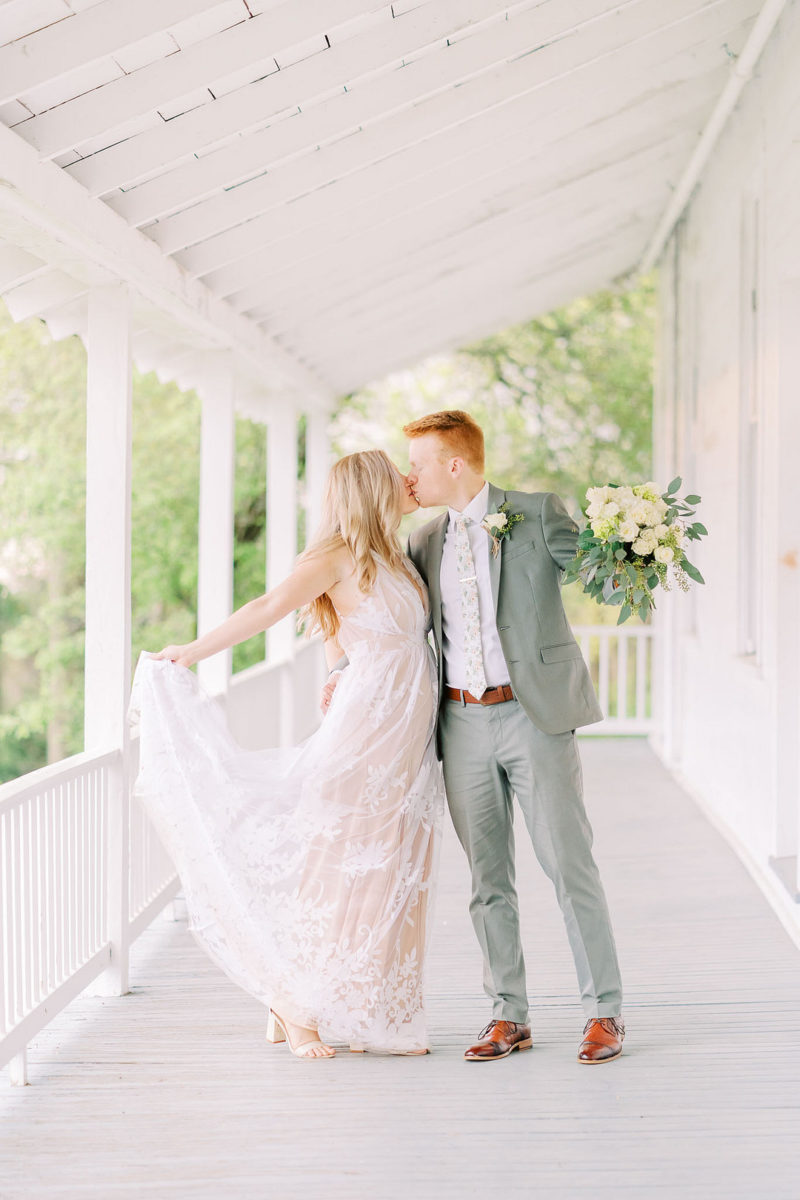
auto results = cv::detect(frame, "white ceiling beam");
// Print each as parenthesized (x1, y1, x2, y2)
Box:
(16, 0, 389, 159)
(269, 195, 663, 366)
(145, 0, 756, 256)
(66, 0, 513, 197)
(0, 0, 224, 105)
(0, 242, 48, 290)
(2, 267, 88, 321)
(0, 121, 331, 399)
(203, 67, 722, 299)
(105, 0, 589, 226)
(237, 131, 692, 325)
(175, 9, 747, 278)
(308, 241, 640, 393)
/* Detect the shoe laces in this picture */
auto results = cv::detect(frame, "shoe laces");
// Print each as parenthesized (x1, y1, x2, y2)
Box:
(583, 1016, 624, 1036)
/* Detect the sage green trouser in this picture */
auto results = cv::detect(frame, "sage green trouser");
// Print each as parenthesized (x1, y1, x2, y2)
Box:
(439, 697, 622, 1023)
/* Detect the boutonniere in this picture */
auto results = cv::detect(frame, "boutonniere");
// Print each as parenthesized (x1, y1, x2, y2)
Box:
(480, 501, 525, 557)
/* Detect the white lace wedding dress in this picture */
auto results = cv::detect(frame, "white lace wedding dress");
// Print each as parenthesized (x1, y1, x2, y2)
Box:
(128, 557, 444, 1053)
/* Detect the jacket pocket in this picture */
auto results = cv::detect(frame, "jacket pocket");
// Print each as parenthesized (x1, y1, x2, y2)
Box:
(540, 641, 583, 664)
(503, 537, 535, 561)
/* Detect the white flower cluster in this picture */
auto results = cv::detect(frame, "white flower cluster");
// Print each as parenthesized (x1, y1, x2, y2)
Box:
(586, 483, 683, 564)
(483, 511, 508, 531)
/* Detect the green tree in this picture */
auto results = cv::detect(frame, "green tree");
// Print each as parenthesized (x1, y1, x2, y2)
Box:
(0, 304, 274, 780)
(332, 278, 655, 622)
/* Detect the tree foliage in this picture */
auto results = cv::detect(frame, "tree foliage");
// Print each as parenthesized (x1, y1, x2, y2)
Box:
(0, 305, 270, 781)
(0, 277, 654, 781)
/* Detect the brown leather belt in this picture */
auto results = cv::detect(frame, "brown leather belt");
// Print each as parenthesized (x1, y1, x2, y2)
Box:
(445, 684, 514, 706)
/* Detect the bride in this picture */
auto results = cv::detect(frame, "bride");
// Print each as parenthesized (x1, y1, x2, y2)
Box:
(129, 450, 444, 1060)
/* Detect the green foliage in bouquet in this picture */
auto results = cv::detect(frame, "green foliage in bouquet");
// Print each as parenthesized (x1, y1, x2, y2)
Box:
(562, 476, 708, 624)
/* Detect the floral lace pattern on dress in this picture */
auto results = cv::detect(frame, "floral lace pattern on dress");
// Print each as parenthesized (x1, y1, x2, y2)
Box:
(128, 557, 444, 1052)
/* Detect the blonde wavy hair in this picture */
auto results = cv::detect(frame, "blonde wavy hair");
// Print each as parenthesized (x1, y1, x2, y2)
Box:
(298, 449, 407, 639)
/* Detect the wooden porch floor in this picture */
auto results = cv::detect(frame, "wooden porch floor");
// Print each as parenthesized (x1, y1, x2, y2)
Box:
(2, 740, 800, 1199)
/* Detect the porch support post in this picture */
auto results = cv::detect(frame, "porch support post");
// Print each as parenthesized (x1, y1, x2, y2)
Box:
(266, 402, 298, 665)
(197, 355, 235, 697)
(305, 406, 332, 539)
(267, 403, 297, 745)
(84, 281, 132, 997)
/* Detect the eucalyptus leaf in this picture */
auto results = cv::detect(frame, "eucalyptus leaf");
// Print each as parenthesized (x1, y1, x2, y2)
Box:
(667, 475, 681, 493)
(617, 604, 632, 625)
(683, 494, 701, 505)
(682, 559, 705, 585)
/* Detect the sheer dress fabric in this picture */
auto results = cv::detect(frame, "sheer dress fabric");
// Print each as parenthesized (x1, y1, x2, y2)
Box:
(128, 558, 444, 1053)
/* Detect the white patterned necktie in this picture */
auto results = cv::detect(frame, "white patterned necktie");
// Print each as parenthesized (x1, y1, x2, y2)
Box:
(453, 514, 487, 698)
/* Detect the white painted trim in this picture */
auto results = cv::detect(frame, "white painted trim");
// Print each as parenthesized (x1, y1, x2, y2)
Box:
(0, 122, 330, 401)
(83, 283, 132, 997)
(640, 0, 790, 271)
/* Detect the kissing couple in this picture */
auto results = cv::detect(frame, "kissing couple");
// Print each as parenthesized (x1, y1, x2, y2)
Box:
(131, 410, 624, 1064)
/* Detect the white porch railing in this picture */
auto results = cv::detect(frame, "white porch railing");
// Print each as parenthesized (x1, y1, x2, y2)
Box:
(0, 641, 326, 1086)
(574, 624, 655, 734)
(0, 629, 644, 1085)
(0, 742, 179, 1086)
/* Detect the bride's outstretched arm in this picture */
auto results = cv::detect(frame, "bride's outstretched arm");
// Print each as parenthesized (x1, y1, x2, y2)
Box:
(154, 551, 341, 668)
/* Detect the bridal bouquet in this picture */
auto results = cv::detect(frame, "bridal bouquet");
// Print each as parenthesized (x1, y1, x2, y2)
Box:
(562, 477, 707, 624)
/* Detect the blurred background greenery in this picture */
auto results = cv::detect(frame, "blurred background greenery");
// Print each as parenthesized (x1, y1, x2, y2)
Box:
(0, 276, 654, 782)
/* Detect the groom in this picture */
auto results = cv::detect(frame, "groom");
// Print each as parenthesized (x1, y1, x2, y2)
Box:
(403, 411, 624, 1064)
(329, 411, 625, 1063)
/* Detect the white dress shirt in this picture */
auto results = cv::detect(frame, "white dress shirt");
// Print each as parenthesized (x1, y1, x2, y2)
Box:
(439, 481, 511, 690)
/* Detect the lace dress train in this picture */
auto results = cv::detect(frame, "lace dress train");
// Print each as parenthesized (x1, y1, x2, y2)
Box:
(128, 559, 444, 1053)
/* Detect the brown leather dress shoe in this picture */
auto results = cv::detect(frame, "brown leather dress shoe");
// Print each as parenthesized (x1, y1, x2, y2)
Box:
(464, 1020, 532, 1061)
(577, 1016, 625, 1063)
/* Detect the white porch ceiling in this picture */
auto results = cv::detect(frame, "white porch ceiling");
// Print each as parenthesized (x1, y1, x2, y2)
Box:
(0, 0, 765, 400)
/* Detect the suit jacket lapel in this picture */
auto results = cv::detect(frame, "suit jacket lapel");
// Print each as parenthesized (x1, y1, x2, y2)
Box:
(425, 512, 448, 647)
(486, 482, 507, 615)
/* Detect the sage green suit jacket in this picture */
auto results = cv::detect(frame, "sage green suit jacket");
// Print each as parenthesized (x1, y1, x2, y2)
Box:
(408, 482, 603, 741)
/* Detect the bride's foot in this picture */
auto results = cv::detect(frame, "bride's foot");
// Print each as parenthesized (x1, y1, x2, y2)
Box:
(267, 1010, 335, 1059)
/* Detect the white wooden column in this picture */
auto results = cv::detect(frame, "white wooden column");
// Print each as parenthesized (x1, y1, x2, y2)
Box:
(266, 402, 298, 665)
(266, 403, 297, 747)
(305, 405, 332, 540)
(84, 282, 132, 997)
(197, 355, 235, 696)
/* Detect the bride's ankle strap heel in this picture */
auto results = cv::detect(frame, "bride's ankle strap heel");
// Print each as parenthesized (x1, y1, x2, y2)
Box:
(266, 1009, 286, 1044)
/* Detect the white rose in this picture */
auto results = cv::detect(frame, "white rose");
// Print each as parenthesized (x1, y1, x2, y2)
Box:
(618, 519, 639, 542)
(641, 528, 658, 550)
(655, 498, 669, 518)
(484, 512, 507, 530)
(629, 502, 650, 526)
(615, 487, 636, 509)
(586, 486, 607, 506)
(632, 537, 650, 555)
(601, 501, 620, 519)
(654, 523, 669, 540)
(655, 545, 674, 564)
(586, 501, 604, 519)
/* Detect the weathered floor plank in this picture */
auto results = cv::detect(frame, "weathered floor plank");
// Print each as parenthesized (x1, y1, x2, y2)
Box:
(2, 740, 800, 1199)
